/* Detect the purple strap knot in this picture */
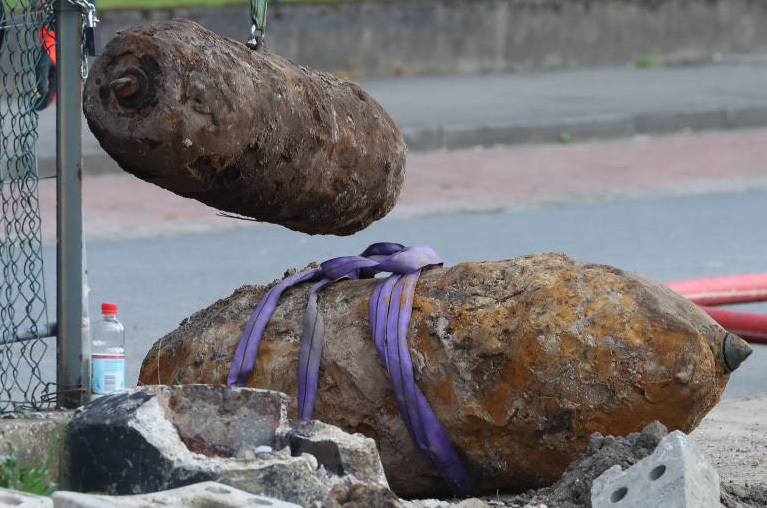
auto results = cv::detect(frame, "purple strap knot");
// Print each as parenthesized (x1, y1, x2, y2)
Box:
(227, 242, 472, 493)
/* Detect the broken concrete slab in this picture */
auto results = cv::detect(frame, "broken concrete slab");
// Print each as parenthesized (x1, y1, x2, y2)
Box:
(288, 420, 389, 487)
(69, 385, 388, 505)
(0, 488, 52, 508)
(591, 431, 720, 508)
(156, 383, 291, 457)
(52, 481, 300, 507)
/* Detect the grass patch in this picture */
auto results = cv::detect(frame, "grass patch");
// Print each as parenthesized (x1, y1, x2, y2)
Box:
(634, 55, 661, 69)
(0, 445, 56, 496)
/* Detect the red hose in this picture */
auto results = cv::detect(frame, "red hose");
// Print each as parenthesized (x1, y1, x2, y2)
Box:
(698, 306, 767, 345)
(666, 272, 767, 305)
(666, 273, 767, 344)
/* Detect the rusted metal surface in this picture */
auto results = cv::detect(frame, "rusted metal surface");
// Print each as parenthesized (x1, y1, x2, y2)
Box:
(83, 19, 406, 235)
(139, 253, 738, 497)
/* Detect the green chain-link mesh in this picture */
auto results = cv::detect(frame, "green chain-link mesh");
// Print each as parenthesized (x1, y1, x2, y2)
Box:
(0, 0, 55, 412)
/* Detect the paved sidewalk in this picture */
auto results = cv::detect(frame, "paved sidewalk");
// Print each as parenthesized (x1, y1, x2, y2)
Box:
(36, 129, 767, 243)
(34, 54, 767, 175)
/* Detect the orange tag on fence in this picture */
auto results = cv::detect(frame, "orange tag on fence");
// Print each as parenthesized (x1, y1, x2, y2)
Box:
(40, 27, 56, 65)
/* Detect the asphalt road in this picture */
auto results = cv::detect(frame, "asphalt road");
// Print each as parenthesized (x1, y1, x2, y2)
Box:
(38, 188, 767, 399)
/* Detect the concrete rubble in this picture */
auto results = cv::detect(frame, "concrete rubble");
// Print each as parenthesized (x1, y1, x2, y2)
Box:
(313, 482, 405, 508)
(51, 481, 299, 508)
(68, 385, 389, 505)
(1, 394, 765, 508)
(591, 431, 720, 508)
(288, 420, 389, 488)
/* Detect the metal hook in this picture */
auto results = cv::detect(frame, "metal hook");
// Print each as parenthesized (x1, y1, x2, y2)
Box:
(246, 24, 265, 51)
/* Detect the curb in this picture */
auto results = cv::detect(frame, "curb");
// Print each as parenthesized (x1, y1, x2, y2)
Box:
(402, 106, 767, 151)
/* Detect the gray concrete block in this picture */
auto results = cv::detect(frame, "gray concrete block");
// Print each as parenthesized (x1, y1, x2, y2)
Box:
(52, 481, 300, 507)
(591, 430, 720, 508)
(0, 488, 52, 508)
(0, 412, 72, 487)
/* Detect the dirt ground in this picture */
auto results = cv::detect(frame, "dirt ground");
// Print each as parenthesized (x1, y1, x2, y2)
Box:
(691, 396, 767, 495)
(401, 397, 767, 508)
(499, 396, 767, 507)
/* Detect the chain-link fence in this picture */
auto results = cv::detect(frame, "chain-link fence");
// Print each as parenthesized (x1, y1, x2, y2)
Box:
(0, 0, 56, 412)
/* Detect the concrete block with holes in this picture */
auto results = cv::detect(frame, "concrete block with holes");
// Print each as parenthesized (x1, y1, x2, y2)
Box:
(590, 430, 720, 508)
(51, 481, 301, 507)
(0, 488, 52, 508)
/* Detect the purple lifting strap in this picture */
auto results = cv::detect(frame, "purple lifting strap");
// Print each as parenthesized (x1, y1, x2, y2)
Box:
(227, 243, 472, 493)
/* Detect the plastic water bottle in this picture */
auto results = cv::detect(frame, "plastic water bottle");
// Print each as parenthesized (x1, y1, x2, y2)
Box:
(91, 302, 126, 396)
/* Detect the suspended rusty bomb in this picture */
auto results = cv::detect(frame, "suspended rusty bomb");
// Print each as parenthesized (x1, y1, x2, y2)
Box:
(83, 19, 406, 236)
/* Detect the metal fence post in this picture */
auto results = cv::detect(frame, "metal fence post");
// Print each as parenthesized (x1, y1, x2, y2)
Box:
(56, 0, 86, 408)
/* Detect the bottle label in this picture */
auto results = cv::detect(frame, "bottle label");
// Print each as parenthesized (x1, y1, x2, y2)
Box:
(92, 354, 126, 395)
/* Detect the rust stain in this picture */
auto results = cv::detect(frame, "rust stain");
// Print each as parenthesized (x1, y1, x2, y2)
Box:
(431, 379, 455, 407)
(84, 19, 406, 236)
(478, 358, 527, 426)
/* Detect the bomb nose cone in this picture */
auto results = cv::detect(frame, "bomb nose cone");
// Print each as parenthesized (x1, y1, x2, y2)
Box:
(722, 333, 752, 372)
